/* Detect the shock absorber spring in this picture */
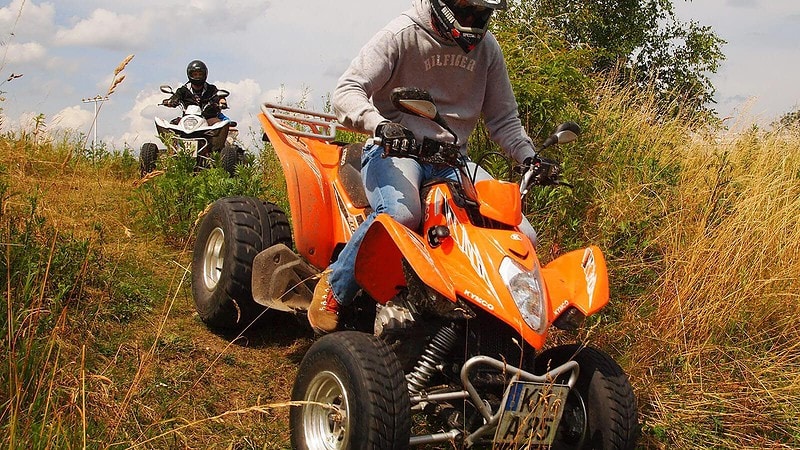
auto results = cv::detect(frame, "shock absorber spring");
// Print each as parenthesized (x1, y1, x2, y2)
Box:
(406, 324, 459, 394)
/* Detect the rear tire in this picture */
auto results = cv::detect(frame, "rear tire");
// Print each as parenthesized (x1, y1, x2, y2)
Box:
(291, 331, 411, 449)
(139, 142, 159, 176)
(535, 344, 639, 449)
(191, 197, 292, 329)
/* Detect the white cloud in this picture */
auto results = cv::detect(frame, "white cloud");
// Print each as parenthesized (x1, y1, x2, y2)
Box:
(48, 1, 270, 53)
(1, 42, 47, 65)
(0, 1, 55, 69)
(215, 79, 262, 109)
(170, 0, 271, 31)
(54, 9, 152, 50)
(117, 88, 168, 150)
(0, 0, 56, 42)
(50, 105, 94, 132)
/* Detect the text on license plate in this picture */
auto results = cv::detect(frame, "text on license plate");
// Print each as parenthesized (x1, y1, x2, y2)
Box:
(493, 381, 570, 445)
(184, 140, 199, 156)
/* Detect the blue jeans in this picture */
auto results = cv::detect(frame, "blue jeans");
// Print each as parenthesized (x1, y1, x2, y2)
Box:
(327, 144, 537, 306)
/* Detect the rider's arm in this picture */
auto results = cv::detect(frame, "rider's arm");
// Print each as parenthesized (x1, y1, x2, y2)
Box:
(332, 28, 399, 135)
(167, 86, 193, 107)
(163, 87, 184, 107)
(481, 33, 537, 164)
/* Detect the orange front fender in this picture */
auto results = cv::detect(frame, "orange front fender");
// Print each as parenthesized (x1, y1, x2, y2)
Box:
(540, 246, 609, 317)
(354, 214, 455, 304)
(474, 179, 522, 227)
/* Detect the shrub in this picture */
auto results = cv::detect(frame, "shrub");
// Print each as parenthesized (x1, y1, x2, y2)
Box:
(132, 150, 267, 246)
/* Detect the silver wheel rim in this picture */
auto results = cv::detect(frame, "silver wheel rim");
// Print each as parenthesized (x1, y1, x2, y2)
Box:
(302, 370, 351, 449)
(202, 227, 225, 290)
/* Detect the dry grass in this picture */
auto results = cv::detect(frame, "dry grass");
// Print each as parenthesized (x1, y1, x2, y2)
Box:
(591, 108, 800, 447)
(0, 136, 311, 449)
(3, 80, 799, 449)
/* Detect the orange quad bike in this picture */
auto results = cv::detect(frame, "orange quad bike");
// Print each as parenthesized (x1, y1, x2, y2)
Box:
(190, 88, 639, 449)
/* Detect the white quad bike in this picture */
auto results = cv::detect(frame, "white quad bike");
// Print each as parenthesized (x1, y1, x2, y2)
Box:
(139, 85, 246, 176)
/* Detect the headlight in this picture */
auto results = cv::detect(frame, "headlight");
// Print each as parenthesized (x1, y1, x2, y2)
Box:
(499, 257, 547, 334)
(183, 117, 200, 130)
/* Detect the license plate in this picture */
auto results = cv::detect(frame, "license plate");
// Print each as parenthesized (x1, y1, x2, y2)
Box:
(184, 140, 198, 157)
(493, 381, 570, 446)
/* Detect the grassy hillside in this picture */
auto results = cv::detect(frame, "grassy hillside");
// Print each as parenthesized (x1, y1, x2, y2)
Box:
(2, 88, 799, 449)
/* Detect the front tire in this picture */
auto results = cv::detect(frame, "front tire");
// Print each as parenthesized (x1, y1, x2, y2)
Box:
(191, 197, 292, 328)
(139, 142, 159, 176)
(291, 332, 411, 450)
(221, 145, 239, 176)
(535, 344, 639, 450)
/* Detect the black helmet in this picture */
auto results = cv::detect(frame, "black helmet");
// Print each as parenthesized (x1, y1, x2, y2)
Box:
(186, 60, 208, 85)
(431, 0, 507, 53)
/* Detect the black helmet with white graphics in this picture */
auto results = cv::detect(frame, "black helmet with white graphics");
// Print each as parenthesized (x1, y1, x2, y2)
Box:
(431, 0, 507, 53)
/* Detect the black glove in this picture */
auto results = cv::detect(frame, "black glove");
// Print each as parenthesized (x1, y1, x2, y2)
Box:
(202, 102, 221, 119)
(375, 122, 416, 155)
(520, 155, 562, 185)
(162, 98, 178, 107)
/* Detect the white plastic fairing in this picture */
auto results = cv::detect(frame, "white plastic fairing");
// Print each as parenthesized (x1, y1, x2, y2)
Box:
(184, 105, 202, 116)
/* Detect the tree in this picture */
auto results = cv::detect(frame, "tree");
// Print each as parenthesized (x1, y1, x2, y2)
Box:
(487, 2, 595, 141)
(501, 0, 725, 117)
(775, 109, 800, 130)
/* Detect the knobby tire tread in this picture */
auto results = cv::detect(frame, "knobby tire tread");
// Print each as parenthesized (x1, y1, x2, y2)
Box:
(537, 344, 639, 450)
(193, 196, 292, 329)
(292, 332, 410, 449)
(335, 332, 410, 449)
(221, 145, 238, 176)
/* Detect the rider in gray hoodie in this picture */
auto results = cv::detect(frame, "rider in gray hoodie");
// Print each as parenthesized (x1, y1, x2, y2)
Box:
(309, 0, 541, 334)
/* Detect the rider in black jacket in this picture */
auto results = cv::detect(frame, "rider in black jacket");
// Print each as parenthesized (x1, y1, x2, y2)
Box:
(163, 60, 225, 123)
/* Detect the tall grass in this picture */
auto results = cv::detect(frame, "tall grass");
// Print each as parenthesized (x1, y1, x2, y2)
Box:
(2, 79, 799, 448)
(0, 134, 160, 449)
(1, 131, 297, 448)
(571, 84, 800, 448)
(631, 126, 800, 448)
(1, 147, 110, 447)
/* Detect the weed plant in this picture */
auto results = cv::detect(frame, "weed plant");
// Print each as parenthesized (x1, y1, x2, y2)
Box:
(132, 150, 268, 246)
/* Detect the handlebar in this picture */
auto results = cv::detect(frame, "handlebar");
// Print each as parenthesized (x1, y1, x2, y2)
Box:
(377, 134, 570, 195)
(377, 136, 466, 168)
(520, 157, 571, 197)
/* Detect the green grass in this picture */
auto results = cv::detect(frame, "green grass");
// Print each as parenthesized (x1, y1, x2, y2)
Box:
(2, 84, 800, 449)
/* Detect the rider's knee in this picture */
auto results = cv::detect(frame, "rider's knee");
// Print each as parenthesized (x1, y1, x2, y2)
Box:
(379, 204, 421, 230)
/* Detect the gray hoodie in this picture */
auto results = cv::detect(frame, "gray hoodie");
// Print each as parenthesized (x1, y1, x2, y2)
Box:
(332, 0, 536, 163)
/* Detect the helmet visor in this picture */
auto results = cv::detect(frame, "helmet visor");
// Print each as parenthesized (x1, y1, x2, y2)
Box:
(189, 69, 205, 81)
(447, 0, 494, 32)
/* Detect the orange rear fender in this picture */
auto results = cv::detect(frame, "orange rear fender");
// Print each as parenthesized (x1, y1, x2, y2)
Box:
(258, 112, 344, 269)
(354, 214, 456, 304)
(540, 245, 609, 317)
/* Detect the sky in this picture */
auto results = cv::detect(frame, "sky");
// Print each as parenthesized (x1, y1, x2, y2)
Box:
(0, 0, 797, 153)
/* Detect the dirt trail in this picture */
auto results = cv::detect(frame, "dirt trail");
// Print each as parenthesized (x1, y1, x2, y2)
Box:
(5, 151, 316, 447)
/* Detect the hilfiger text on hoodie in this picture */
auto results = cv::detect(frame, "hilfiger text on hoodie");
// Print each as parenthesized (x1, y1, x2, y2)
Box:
(423, 54, 477, 72)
